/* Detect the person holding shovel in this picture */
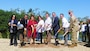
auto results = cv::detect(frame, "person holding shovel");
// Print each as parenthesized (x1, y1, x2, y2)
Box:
(60, 13, 70, 46)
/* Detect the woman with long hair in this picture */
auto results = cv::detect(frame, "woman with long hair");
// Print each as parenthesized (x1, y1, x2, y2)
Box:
(36, 15, 44, 43)
(27, 15, 37, 44)
(8, 14, 18, 46)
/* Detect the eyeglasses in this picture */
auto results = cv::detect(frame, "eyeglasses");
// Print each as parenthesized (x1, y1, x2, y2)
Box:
(69, 12, 71, 14)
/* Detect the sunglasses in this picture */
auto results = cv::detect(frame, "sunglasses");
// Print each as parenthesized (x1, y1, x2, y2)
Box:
(69, 12, 71, 14)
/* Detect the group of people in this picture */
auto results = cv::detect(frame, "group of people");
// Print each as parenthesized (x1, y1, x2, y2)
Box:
(8, 10, 90, 47)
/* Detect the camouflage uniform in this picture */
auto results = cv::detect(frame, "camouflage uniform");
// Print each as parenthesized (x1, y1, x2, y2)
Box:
(70, 15, 80, 45)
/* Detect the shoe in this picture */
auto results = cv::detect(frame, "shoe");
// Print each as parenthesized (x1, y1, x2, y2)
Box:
(21, 42, 25, 46)
(14, 44, 17, 46)
(55, 41, 59, 46)
(83, 41, 86, 42)
(68, 44, 77, 48)
(10, 44, 13, 46)
(44, 42, 48, 45)
(28, 43, 30, 44)
(69, 43, 77, 48)
(54, 42, 57, 46)
(74, 44, 77, 46)
(54, 43, 58, 46)
(36, 39, 38, 41)
(32, 42, 35, 44)
(41, 42, 42, 44)
(68, 44, 75, 48)
(85, 44, 90, 47)
(64, 44, 68, 46)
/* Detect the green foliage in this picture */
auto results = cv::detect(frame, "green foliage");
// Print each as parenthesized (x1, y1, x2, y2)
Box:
(0, 9, 26, 38)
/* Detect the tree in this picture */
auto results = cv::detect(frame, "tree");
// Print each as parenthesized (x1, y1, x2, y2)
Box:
(0, 9, 26, 38)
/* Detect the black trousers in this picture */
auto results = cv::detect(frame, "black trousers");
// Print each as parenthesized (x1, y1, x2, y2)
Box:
(54, 30, 59, 45)
(87, 33, 90, 43)
(36, 32, 43, 43)
(10, 33, 17, 45)
(54, 30, 58, 39)
(39, 33, 43, 43)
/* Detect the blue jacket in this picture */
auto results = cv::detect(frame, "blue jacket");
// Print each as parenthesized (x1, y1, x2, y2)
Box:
(8, 19, 18, 33)
(85, 23, 90, 34)
(52, 17, 60, 32)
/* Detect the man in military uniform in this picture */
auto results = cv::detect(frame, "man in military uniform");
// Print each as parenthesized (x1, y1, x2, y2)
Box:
(68, 10, 80, 47)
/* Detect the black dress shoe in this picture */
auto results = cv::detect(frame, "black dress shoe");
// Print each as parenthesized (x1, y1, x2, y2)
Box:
(21, 42, 25, 46)
(28, 43, 30, 44)
(82, 41, 86, 42)
(55, 41, 59, 46)
(54, 43, 57, 46)
(10, 44, 13, 46)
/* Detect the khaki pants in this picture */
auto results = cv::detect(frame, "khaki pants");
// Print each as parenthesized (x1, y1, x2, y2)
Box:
(71, 30, 78, 44)
(23, 28, 28, 43)
(18, 29, 24, 44)
(19, 34, 24, 43)
(77, 31, 79, 41)
(45, 30, 52, 43)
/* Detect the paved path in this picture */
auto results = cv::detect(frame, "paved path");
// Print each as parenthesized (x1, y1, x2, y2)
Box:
(0, 39, 90, 51)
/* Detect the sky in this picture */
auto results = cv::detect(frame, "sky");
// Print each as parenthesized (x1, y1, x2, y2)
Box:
(0, 0, 90, 19)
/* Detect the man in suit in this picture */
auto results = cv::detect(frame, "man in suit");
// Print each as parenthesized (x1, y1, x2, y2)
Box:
(52, 12, 60, 46)
(68, 10, 80, 47)
(86, 20, 90, 44)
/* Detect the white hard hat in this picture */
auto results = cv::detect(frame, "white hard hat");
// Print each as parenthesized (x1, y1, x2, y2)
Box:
(17, 24, 24, 29)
